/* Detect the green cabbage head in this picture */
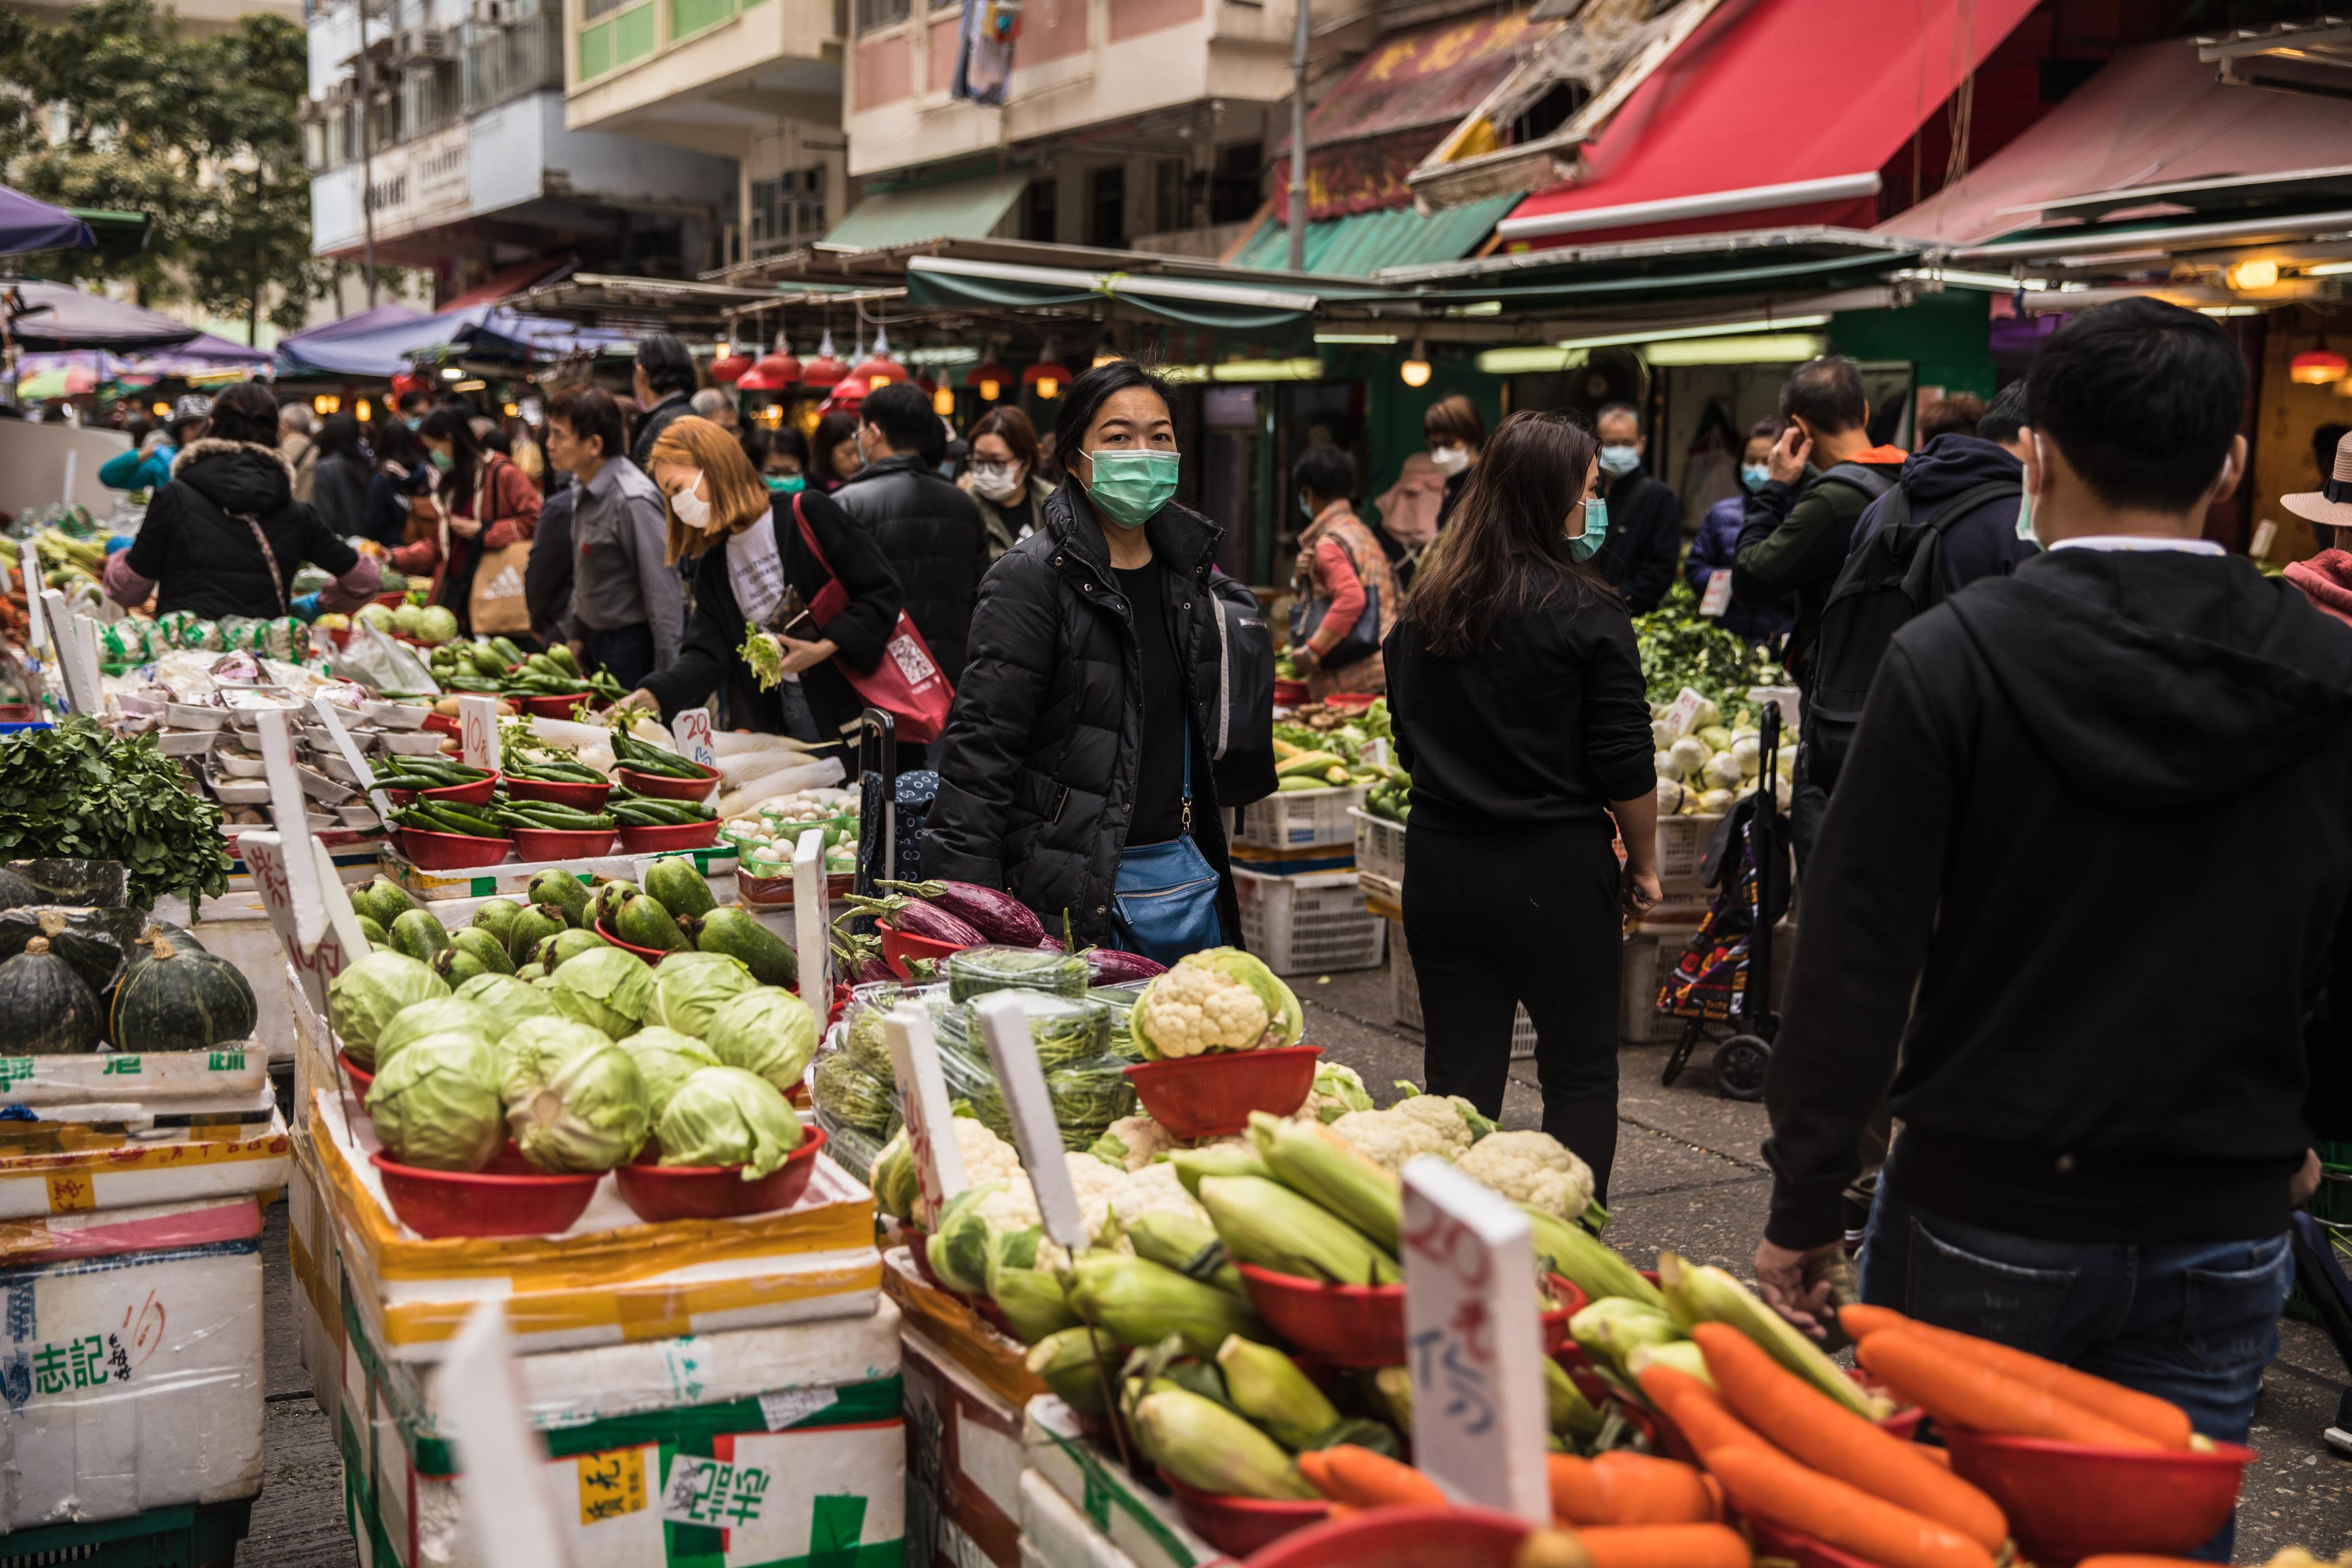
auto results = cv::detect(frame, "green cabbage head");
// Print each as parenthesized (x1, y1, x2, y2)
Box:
(655, 1065, 805, 1178)
(544, 946, 654, 1039)
(330, 950, 451, 1068)
(645, 951, 758, 1039)
(704, 986, 821, 1094)
(372, 997, 496, 1075)
(619, 1026, 721, 1115)
(502, 1019, 652, 1174)
(366, 1031, 503, 1171)
(454, 972, 558, 1039)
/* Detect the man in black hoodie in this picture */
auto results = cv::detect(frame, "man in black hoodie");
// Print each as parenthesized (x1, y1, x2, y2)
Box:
(1755, 300, 2351, 1517)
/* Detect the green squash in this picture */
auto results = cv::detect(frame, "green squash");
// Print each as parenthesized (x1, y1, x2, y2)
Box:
(528, 869, 591, 927)
(617, 893, 689, 953)
(506, 902, 568, 965)
(108, 934, 257, 1052)
(537, 928, 611, 971)
(2, 937, 104, 1053)
(589, 880, 639, 930)
(389, 909, 450, 963)
(447, 927, 516, 976)
(692, 907, 798, 989)
(644, 858, 715, 921)
(470, 899, 521, 946)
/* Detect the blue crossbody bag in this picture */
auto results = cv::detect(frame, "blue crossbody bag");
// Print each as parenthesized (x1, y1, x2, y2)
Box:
(1112, 742, 1222, 962)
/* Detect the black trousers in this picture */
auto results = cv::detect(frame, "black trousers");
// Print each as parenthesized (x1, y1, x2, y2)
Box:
(1403, 818, 1623, 1202)
(582, 622, 658, 693)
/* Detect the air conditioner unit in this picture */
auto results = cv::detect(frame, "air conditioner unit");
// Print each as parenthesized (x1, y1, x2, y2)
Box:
(397, 26, 451, 59)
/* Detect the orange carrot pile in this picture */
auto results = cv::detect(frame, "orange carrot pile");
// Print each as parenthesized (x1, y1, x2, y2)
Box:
(1545, 1451, 1718, 1526)
(1634, 1364, 1765, 1459)
(1854, 1331, 2163, 1450)
(1576, 1523, 1749, 1568)
(1708, 1444, 1997, 1568)
(1295, 1445, 1445, 1509)
(1841, 1305, 2193, 1449)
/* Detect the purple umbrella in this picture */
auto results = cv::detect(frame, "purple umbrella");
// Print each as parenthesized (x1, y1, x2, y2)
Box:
(1, 279, 201, 352)
(0, 186, 92, 258)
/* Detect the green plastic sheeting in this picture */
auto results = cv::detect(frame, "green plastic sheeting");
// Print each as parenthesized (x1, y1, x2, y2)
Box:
(1229, 197, 1517, 278)
(823, 170, 1033, 252)
(902, 258, 1322, 356)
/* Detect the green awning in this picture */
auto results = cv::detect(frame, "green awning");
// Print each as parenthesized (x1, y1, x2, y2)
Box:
(1229, 196, 1516, 277)
(823, 170, 1032, 252)
(903, 254, 1325, 355)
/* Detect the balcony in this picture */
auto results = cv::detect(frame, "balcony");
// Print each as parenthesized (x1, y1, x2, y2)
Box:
(565, 0, 845, 142)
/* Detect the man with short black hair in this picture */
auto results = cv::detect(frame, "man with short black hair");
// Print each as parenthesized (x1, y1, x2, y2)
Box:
(832, 381, 990, 699)
(549, 386, 681, 688)
(1755, 302, 2348, 1549)
(1588, 401, 1682, 614)
(629, 333, 700, 469)
(1975, 380, 2030, 456)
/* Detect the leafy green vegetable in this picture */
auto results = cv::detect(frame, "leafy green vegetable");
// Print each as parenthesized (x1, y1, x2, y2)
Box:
(543, 946, 654, 1039)
(328, 951, 451, 1067)
(739, 624, 786, 690)
(656, 1065, 805, 1177)
(502, 1021, 652, 1173)
(619, 1026, 721, 1114)
(0, 719, 229, 904)
(1631, 582, 1786, 714)
(704, 986, 821, 1094)
(366, 1031, 503, 1172)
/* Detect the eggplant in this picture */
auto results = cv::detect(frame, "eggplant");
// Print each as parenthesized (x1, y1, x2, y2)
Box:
(1082, 947, 1168, 985)
(884, 900, 989, 949)
(876, 878, 1045, 947)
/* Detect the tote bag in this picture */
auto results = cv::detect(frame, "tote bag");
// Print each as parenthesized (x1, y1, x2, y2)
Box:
(791, 495, 956, 744)
(464, 462, 533, 636)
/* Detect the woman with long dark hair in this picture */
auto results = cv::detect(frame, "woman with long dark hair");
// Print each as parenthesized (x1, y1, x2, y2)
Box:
(364, 417, 434, 546)
(809, 410, 863, 492)
(390, 405, 541, 633)
(1383, 410, 1660, 1202)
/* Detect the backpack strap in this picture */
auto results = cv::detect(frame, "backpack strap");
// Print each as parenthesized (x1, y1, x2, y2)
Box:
(1815, 461, 1898, 505)
(1918, 478, 2023, 534)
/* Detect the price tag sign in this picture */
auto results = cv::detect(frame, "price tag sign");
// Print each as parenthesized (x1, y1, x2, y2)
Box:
(1662, 686, 1708, 740)
(311, 696, 395, 820)
(440, 1302, 570, 1568)
(884, 1001, 966, 1224)
(1698, 571, 1735, 617)
(239, 829, 368, 1017)
(1400, 1157, 1550, 1523)
(1363, 737, 1392, 770)
(671, 709, 716, 771)
(2251, 518, 2278, 560)
(458, 693, 500, 771)
(973, 990, 1087, 1250)
(793, 827, 829, 997)
(20, 569, 44, 659)
(1746, 684, 1800, 731)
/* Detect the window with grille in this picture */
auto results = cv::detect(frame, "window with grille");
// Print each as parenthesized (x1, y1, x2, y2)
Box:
(748, 166, 827, 257)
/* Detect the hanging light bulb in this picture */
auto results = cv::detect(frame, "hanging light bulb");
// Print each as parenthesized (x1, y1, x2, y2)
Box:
(968, 344, 1011, 402)
(932, 380, 956, 417)
(2293, 331, 2349, 386)
(802, 328, 846, 390)
(2226, 257, 2281, 292)
(1400, 334, 1431, 388)
(853, 323, 909, 388)
(1025, 339, 1074, 401)
(709, 340, 752, 384)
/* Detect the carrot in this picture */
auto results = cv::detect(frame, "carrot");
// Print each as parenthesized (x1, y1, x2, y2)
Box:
(1302, 1444, 1446, 1508)
(1634, 1365, 1765, 1460)
(1689, 1323, 2005, 1550)
(2072, 1559, 2209, 1567)
(1855, 1317, 2192, 1449)
(1546, 1452, 1716, 1525)
(1575, 1523, 1751, 1568)
(1706, 1444, 1996, 1568)
(1295, 1449, 1335, 1498)
(1838, 1302, 1913, 1339)
(1917, 1444, 1950, 1469)
(1855, 1331, 2162, 1450)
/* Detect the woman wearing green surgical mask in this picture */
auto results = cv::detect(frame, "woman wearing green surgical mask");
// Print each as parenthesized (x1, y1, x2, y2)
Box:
(741, 424, 810, 496)
(1381, 410, 1660, 1204)
(922, 360, 1278, 959)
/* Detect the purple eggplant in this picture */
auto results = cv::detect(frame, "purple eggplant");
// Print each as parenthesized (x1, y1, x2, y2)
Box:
(1082, 947, 1168, 984)
(854, 953, 895, 983)
(877, 878, 1046, 947)
(883, 899, 989, 949)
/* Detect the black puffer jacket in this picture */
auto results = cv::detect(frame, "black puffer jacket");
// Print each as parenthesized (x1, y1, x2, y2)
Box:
(124, 440, 360, 620)
(922, 482, 1276, 947)
(832, 455, 991, 684)
(628, 392, 694, 470)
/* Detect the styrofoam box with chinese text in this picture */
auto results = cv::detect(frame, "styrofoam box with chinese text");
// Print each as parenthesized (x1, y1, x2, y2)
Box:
(0, 1200, 264, 1531)
(0, 1045, 270, 1116)
(1022, 1398, 1227, 1568)
(1021, 1469, 1148, 1568)
(0, 1108, 291, 1223)
(903, 1325, 1027, 1568)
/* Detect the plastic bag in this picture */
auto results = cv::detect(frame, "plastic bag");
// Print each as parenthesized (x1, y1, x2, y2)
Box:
(935, 1036, 1134, 1152)
(839, 979, 952, 1085)
(331, 623, 439, 694)
(1089, 984, 1149, 1061)
(5, 860, 130, 909)
(944, 945, 1089, 1003)
(813, 1103, 894, 1185)
(0, 905, 146, 997)
(809, 1050, 895, 1139)
(937, 989, 1109, 1069)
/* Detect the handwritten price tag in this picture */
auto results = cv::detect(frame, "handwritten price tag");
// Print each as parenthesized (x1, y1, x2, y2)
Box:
(458, 693, 500, 771)
(1400, 1158, 1550, 1523)
(1662, 686, 1708, 740)
(671, 709, 716, 771)
(885, 1002, 965, 1225)
(793, 827, 829, 997)
(1698, 571, 1735, 617)
(974, 990, 1087, 1250)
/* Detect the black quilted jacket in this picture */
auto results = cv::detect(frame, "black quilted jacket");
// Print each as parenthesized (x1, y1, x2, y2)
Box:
(921, 481, 1276, 947)
(831, 455, 991, 684)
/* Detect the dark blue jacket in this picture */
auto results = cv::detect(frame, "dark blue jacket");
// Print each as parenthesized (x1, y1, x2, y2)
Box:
(1849, 434, 2037, 593)
(1686, 493, 1794, 645)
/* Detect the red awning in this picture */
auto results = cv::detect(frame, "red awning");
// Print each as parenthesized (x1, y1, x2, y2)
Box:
(1497, 0, 2040, 250)
(440, 258, 573, 314)
(1878, 42, 2352, 248)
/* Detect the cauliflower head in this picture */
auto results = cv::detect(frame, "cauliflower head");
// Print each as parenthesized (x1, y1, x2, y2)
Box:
(1131, 948, 1305, 1058)
(1453, 1129, 1595, 1223)
(1090, 1114, 1182, 1172)
(1298, 1061, 1374, 1125)
(1324, 1106, 1457, 1174)
(1106, 1159, 1207, 1231)
(1392, 1093, 1477, 1155)
(954, 1116, 1023, 1185)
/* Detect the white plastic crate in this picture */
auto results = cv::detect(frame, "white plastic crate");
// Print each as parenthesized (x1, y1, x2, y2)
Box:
(1349, 806, 1405, 886)
(1386, 919, 1536, 1059)
(1235, 865, 1385, 974)
(1657, 812, 1724, 903)
(1619, 932, 1689, 1044)
(1232, 783, 1368, 852)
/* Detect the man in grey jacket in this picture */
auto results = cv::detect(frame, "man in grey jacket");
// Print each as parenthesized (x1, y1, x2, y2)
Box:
(546, 386, 682, 688)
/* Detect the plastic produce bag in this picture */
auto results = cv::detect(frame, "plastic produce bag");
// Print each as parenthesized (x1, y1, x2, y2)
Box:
(935, 1039, 1136, 1152)
(0, 906, 146, 998)
(4, 860, 130, 910)
(1089, 984, 1149, 1062)
(944, 944, 1090, 1003)
(937, 989, 1110, 1070)
(839, 979, 952, 1085)
(810, 1049, 895, 1139)
(813, 1103, 894, 1185)
(330, 624, 439, 694)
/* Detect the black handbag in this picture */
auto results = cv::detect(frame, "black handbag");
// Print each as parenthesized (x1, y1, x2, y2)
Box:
(1289, 533, 1381, 669)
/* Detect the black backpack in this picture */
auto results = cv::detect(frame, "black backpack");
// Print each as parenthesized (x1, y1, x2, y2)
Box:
(1803, 473, 2020, 793)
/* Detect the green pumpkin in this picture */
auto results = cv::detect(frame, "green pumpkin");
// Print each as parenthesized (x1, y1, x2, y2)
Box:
(1, 937, 104, 1053)
(108, 935, 257, 1052)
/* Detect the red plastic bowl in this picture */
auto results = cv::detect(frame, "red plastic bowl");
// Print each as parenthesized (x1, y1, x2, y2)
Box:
(615, 1126, 826, 1223)
(423, 712, 461, 739)
(505, 776, 612, 811)
(1240, 1506, 1531, 1568)
(616, 819, 721, 854)
(1156, 1471, 1327, 1557)
(1123, 1045, 1321, 1139)
(1237, 1262, 1403, 1368)
(396, 826, 511, 870)
(369, 1150, 601, 1238)
(517, 692, 599, 720)
(616, 763, 720, 801)
(337, 1050, 374, 1095)
(1942, 1427, 2252, 1561)
(1540, 1273, 1588, 1355)
(876, 918, 970, 979)
(508, 826, 618, 861)
(593, 917, 676, 966)
(382, 769, 501, 807)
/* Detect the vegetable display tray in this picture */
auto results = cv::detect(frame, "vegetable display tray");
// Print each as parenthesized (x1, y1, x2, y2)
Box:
(516, 693, 601, 719)
(876, 918, 969, 980)
(1123, 1044, 1321, 1139)
(1235, 1261, 1403, 1367)
(369, 1150, 600, 1238)
(394, 827, 511, 870)
(612, 1128, 827, 1223)
(1155, 1469, 1327, 1558)
(593, 916, 674, 965)
(1238, 1506, 1531, 1568)
(1940, 1427, 2252, 1561)
(615, 763, 720, 801)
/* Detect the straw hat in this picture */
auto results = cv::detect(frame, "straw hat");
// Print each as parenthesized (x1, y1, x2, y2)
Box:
(2285, 429, 2352, 528)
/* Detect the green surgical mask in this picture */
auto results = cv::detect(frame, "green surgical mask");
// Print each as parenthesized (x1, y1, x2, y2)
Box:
(1084, 449, 1178, 530)
(766, 474, 805, 495)
(2015, 489, 2036, 544)
(1569, 496, 1608, 562)
(428, 450, 453, 473)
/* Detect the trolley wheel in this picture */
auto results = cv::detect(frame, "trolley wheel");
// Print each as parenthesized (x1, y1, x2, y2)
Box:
(1713, 1035, 1771, 1102)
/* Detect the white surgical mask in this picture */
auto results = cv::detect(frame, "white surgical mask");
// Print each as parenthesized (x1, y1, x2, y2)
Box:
(670, 472, 712, 530)
(970, 461, 1024, 503)
(1429, 443, 1470, 477)
(1597, 444, 1641, 476)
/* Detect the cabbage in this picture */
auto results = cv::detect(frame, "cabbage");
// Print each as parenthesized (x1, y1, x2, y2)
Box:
(372, 997, 496, 1074)
(655, 1065, 805, 1178)
(416, 605, 460, 645)
(391, 601, 424, 636)
(1656, 777, 1684, 814)
(1702, 750, 1744, 790)
(544, 946, 654, 1038)
(453, 972, 558, 1039)
(704, 986, 820, 1093)
(1654, 749, 1679, 781)
(1697, 725, 1733, 752)
(329, 951, 451, 1068)
(357, 603, 397, 632)
(620, 1026, 721, 1114)
(644, 951, 757, 1039)
(1649, 717, 1673, 750)
(1690, 695, 1721, 728)
(496, 1016, 613, 1101)
(502, 1022, 651, 1174)
(366, 1031, 503, 1172)
(1668, 736, 1709, 777)
(1730, 734, 1762, 778)
(1697, 788, 1735, 813)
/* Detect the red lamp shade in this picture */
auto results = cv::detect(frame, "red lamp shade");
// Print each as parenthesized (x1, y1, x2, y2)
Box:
(853, 352, 910, 388)
(802, 350, 848, 389)
(2293, 349, 2350, 386)
(734, 364, 782, 391)
(1022, 358, 1074, 399)
(746, 350, 802, 389)
(820, 375, 870, 415)
(708, 352, 752, 385)
(968, 360, 1013, 400)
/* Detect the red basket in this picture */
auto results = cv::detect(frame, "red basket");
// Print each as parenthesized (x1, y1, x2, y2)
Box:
(517, 692, 600, 720)
(1123, 1046, 1321, 1139)
(369, 1150, 601, 1238)
(594, 917, 677, 966)
(876, 919, 971, 979)
(1741, 1518, 1885, 1568)
(1237, 1263, 1403, 1368)
(616, 763, 720, 801)
(508, 826, 618, 861)
(614, 1127, 827, 1223)
(1240, 1506, 1533, 1568)
(337, 1050, 375, 1096)
(395, 827, 511, 870)
(1941, 1427, 2252, 1562)
(505, 776, 612, 811)
(383, 769, 501, 807)
(1273, 678, 1311, 707)
(1540, 1274, 1588, 1355)
(423, 712, 461, 739)
(1157, 1471, 1327, 1558)
(616, 820, 721, 854)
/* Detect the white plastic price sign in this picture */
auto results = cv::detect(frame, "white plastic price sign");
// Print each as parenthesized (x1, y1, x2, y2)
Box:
(671, 709, 716, 771)
(458, 693, 500, 771)
(1662, 686, 1708, 740)
(1698, 571, 1735, 617)
(1400, 1157, 1550, 1524)
(440, 1302, 571, 1568)
(793, 826, 829, 998)
(884, 1001, 966, 1224)
(20, 570, 43, 660)
(973, 990, 1087, 1250)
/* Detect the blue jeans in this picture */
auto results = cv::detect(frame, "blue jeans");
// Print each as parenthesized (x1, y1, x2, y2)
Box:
(1860, 1180, 2291, 1562)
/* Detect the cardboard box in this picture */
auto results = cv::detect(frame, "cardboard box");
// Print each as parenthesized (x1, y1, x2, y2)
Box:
(1021, 1469, 1146, 1568)
(902, 1326, 1027, 1568)
(881, 1248, 1043, 1412)
(1022, 1398, 1227, 1568)
(0, 1197, 265, 1531)
(0, 1109, 290, 1222)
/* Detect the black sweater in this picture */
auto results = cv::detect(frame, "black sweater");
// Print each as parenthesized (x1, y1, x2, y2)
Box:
(1382, 582, 1656, 834)
(1763, 548, 2352, 1250)
(1591, 466, 1683, 615)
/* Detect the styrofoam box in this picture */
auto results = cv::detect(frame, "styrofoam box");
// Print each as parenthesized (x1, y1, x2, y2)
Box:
(1231, 783, 1366, 852)
(904, 1326, 1026, 1568)
(1020, 1469, 1146, 1568)
(1386, 918, 1534, 1060)
(1232, 866, 1384, 976)
(1022, 1398, 1224, 1568)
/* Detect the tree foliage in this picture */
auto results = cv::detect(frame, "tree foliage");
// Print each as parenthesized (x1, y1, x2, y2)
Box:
(0, 0, 327, 335)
